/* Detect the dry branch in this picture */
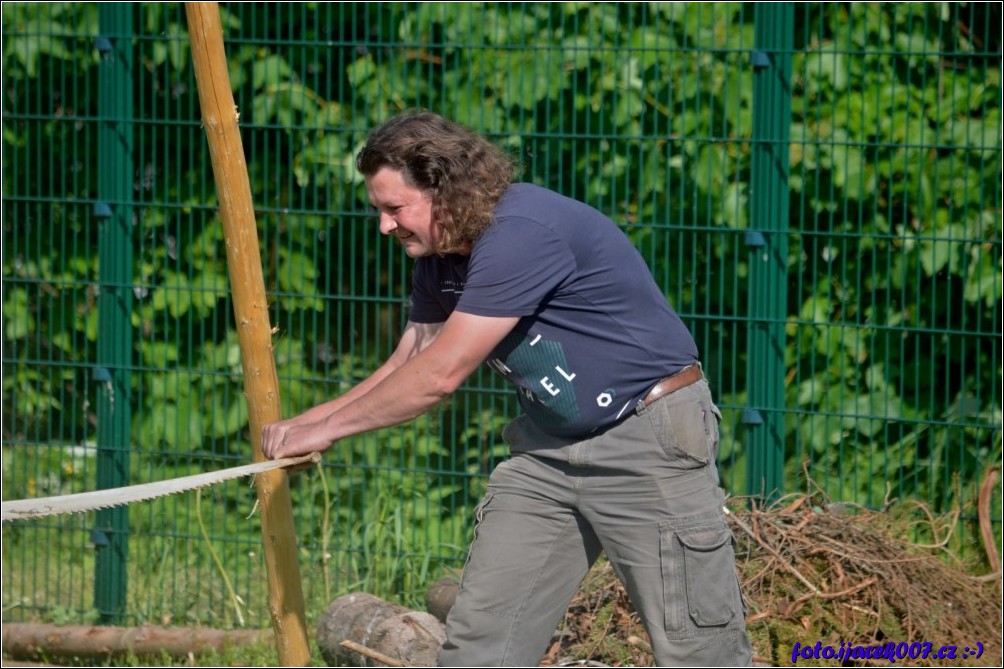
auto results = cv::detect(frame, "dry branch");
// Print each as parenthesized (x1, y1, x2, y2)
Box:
(1, 623, 268, 661)
(978, 467, 1002, 595)
(728, 495, 1003, 666)
(339, 640, 407, 667)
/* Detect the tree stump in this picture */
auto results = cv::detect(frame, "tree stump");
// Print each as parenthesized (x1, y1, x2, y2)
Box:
(316, 592, 445, 667)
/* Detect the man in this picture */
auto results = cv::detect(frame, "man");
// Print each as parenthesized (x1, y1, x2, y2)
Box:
(262, 110, 753, 666)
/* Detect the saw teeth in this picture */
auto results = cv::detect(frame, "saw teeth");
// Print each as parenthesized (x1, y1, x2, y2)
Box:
(1, 452, 320, 522)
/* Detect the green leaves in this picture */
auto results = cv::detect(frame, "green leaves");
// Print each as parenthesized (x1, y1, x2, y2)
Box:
(276, 248, 323, 311)
(1, 3, 89, 78)
(964, 243, 1003, 308)
(3, 288, 35, 341)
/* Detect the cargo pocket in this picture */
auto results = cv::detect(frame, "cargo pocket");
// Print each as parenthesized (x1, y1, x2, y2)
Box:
(661, 518, 741, 638)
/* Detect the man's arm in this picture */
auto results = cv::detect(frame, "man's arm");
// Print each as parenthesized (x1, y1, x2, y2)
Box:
(277, 320, 444, 424)
(260, 320, 443, 454)
(262, 312, 518, 459)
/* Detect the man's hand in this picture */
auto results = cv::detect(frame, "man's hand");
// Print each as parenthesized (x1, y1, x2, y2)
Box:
(262, 417, 334, 460)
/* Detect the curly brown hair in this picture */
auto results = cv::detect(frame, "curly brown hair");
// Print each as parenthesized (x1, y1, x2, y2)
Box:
(356, 110, 518, 254)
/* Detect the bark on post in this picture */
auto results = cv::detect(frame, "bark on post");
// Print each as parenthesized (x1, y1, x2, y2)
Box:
(183, 4, 311, 665)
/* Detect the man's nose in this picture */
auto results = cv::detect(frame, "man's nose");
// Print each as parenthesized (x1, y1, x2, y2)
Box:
(378, 212, 397, 235)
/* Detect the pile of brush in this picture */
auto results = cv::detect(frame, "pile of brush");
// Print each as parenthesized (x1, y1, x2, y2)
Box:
(543, 480, 1001, 667)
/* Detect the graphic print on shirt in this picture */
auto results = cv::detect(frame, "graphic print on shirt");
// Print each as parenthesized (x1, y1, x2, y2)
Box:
(487, 328, 581, 431)
(438, 276, 463, 297)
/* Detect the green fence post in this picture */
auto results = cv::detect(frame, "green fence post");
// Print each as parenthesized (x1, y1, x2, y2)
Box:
(744, 3, 792, 503)
(93, 3, 134, 624)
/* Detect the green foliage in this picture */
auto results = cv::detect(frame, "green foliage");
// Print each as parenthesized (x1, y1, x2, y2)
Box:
(780, 3, 1002, 508)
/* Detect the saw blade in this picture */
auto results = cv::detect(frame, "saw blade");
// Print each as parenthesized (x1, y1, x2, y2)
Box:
(1, 452, 321, 522)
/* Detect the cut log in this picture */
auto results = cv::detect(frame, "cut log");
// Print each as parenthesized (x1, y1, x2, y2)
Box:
(316, 593, 407, 665)
(316, 592, 445, 667)
(1, 623, 268, 661)
(425, 577, 460, 623)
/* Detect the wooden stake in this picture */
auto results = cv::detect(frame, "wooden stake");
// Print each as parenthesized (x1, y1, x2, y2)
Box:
(184, 4, 311, 665)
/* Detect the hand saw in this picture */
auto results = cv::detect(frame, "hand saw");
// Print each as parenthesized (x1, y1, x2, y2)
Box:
(1, 452, 321, 522)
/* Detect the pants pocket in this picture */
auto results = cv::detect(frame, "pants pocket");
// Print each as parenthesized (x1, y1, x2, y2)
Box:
(661, 516, 743, 639)
(647, 393, 720, 467)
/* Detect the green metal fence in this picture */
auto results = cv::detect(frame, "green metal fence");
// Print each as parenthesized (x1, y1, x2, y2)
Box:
(2, 2, 1000, 629)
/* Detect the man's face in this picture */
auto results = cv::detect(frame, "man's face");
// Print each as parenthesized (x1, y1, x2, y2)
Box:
(364, 167, 438, 257)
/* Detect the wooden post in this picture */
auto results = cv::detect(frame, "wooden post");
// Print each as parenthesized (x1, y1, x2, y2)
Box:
(184, 4, 311, 665)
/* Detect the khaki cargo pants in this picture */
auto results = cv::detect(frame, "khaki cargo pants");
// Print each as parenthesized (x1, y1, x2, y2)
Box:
(439, 379, 753, 667)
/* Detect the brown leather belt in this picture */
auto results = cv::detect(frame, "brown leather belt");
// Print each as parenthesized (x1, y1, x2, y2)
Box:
(641, 364, 704, 408)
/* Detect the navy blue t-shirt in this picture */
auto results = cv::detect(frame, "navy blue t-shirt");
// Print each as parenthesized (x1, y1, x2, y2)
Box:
(410, 183, 699, 437)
